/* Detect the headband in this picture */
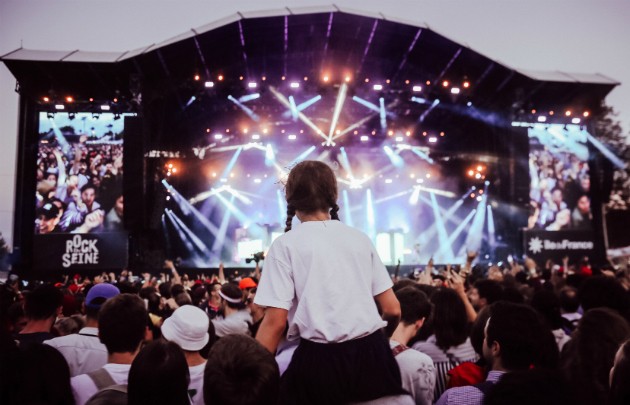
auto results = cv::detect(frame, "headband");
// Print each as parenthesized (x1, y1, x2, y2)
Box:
(219, 290, 243, 304)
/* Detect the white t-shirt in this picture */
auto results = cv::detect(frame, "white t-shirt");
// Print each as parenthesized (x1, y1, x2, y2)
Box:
(390, 340, 435, 405)
(254, 220, 392, 343)
(44, 327, 108, 377)
(188, 362, 206, 405)
(71, 363, 131, 405)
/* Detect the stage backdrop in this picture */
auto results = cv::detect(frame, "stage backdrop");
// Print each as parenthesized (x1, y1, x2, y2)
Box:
(523, 229, 595, 262)
(33, 233, 128, 270)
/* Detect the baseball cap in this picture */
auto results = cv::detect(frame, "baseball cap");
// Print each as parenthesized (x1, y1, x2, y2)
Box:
(37, 203, 60, 220)
(239, 278, 257, 289)
(86, 283, 120, 308)
(161, 306, 210, 351)
(68, 284, 79, 293)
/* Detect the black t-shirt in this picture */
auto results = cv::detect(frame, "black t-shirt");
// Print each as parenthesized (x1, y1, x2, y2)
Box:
(13, 332, 55, 346)
(249, 317, 263, 339)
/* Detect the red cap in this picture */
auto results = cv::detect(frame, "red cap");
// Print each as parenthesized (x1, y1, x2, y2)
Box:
(581, 267, 593, 277)
(239, 278, 258, 289)
(194, 280, 203, 285)
(68, 284, 79, 293)
(73, 274, 80, 280)
(55, 283, 63, 288)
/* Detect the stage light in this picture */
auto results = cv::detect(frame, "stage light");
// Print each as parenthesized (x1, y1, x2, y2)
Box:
(282, 76, 286, 80)
(173, 168, 177, 173)
(290, 83, 299, 88)
(472, 186, 476, 190)
(288, 135, 297, 140)
(101, 105, 110, 111)
(410, 174, 415, 178)
(304, 77, 308, 81)
(532, 109, 536, 113)
(89, 98, 93, 102)
(372, 131, 376, 135)
(300, 130, 304, 133)
(538, 116, 546, 122)
(365, 78, 370, 82)
(43, 97, 49, 102)
(479, 190, 483, 194)
(354, 131, 358, 134)
(468, 170, 474, 176)
(336, 130, 341, 135)
(426, 174, 431, 178)
(194, 75, 200, 81)
(263, 129, 268, 133)
(477, 166, 482, 171)
(363, 174, 368, 179)
(215, 134, 223, 139)
(55, 105, 64, 110)
(385, 179, 392, 183)
(212, 173, 216, 177)
(467, 102, 472, 106)
(583, 111, 589, 117)
(565, 111, 571, 116)
(475, 173, 481, 179)
(166, 196, 170, 201)
(396, 137, 403, 142)
(477, 196, 482, 201)
(218, 75, 223, 81)
(572, 118, 581, 124)
(428, 137, 437, 143)
(226, 129, 229, 132)
(471, 193, 475, 198)
(254, 179, 261, 183)
(485, 180, 490, 185)
(167, 172, 171, 176)
(113, 98, 117, 102)
(373, 84, 383, 90)
(169, 164, 173, 168)
(230, 173, 234, 177)
(443, 81, 449, 87)
(323, 76, 329, 82)
(416, 179, 424, 183)
(406, 131, 411, 136)
(440, 132, 444, 136)
(248, 82, 257, 88)
(451, 88, 460, 94)
(361, 136, 369, 141)
(426, 81, 431, 85)
(549, 111, 554, 115)
(243, 128, 248, 133)
(205, 81, 214, 87)
(66, 97, 73, 102)
(239, 76, 243, 80)
(423, 132, 427, 136)
(464, 82, 469, 88)
(386, 79, 390, 84)
(220, 178, 227, 182)
(345, 77, 350, 82)
(388, 130, 394, 136)
(413, 86, 422, 92)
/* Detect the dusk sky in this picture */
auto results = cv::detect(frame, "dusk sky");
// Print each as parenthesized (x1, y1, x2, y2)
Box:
(0, 0, 628, 248)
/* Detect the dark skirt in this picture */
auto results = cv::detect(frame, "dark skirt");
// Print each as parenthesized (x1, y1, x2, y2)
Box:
(280, 331, 408, 405)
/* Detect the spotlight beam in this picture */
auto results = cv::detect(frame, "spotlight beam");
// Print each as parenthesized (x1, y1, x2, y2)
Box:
(189, 185, 229, 205)
(238, 93, 260, 103)
(214, 190, 266, 240)
(224, 186, 252, 205)
(228, 95, 260, 122)
(352, 96, 396, 118)
(331, 100, 399, 141)
(384, 146, 403, 167)
(366, 189, 376, 241)
(289, 96, 299, 121)
(220, 147, 243, 180)
(458, 192, 488, 258)
(281, 95, 322, 118)
(277, 189, 286, 223)
(430, 192, 454, 263)
(342, 190, 353, 227)
(166, 209, 213, 260)
(447, 209, 477, 245)
(380, 98, 387, 133)
(339, 147, 355, 180)
(265, 144, 275, 166)
(211, 195, 236, 252)
(209, 142, 264, 153)
(269, 86, 328, 142)
(289, 145, 317, 166)
(410, 148, 435, 164)
(163, 180, 219, 235)
(419, 99, 440, 123)
(487, 205, 496, 248)
(327, 83, 348, 145)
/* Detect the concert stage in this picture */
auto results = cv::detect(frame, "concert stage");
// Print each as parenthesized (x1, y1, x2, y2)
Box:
(1, 6, 620, 275)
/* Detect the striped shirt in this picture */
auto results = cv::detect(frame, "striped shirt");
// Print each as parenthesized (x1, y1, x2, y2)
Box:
(412, 336, 478, 402)
(435, 371, 504, 405)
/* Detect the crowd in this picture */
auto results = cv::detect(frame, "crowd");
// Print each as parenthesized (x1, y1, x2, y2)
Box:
(528, 149, 592, 231)
(36, 136, 124, 234)
(1, 159, 629, 405)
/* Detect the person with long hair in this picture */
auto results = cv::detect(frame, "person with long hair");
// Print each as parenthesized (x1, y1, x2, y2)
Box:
(610, 340, 630, 405)
(254, 160, 407, 405)
(127, 340, 190, 405)
(412, 288, 477, 400)
(562, 308, 630, 405)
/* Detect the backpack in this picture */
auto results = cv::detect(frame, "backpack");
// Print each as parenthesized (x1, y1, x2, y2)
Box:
(84, 368, 128, 405)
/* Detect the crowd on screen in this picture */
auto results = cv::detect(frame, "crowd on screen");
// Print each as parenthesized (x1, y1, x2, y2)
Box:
(36, 137, 124, 235)
(2, 160, 630, 405)
(528, 149, 592, 231)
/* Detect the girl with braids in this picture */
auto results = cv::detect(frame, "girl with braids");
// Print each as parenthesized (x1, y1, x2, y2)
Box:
(254, 160, 407, 405)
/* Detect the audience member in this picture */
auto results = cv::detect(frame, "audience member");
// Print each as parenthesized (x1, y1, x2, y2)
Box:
(467, 279, 502, 312)
(212, 283, 252, 337)
(15, 284, 64, 345)
(484, 369, 576, 405)
(162, 305, 209, 405)
(7, 302, 26, 334)
(561, 308, 630, 405)
(246, 287, 265, 338)
(436, 301, 553, 405)
(412, 288, 477, 400)
(0, 343, 75, 405)
(559, 286, 581, 333)
(203, 335, 280, 405)
(531, 290, 571, 352)
(127, 340, 190, 405)
(71, 294, 149, 405)
(609, 339, 630, 405)
(45, 283, 120, 376)
(391, 287, 436, 405)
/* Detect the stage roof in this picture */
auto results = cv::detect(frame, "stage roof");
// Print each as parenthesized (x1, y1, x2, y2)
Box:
(1, 6, 619, 114)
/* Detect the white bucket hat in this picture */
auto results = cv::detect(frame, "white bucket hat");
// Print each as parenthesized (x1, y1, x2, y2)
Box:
(161, 305, 210, 351)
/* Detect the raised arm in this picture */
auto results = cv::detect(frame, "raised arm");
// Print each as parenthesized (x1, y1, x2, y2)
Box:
(256, 307, 288, 354)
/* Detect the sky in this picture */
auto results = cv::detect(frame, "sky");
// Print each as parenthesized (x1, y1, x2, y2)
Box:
(1, 0, 629, 249)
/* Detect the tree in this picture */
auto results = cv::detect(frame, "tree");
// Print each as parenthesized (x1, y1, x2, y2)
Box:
(593, 104, 630, 211)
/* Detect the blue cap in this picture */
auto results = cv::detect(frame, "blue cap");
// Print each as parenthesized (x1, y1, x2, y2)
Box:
(86, 283, 120, 308)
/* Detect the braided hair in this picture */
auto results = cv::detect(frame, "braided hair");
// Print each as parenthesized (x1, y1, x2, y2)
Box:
(283, 161, 341, 232)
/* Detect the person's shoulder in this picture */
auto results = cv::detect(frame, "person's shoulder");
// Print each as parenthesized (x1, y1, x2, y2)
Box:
(398, 346, 434, 366)
(350, 395, 415, 405)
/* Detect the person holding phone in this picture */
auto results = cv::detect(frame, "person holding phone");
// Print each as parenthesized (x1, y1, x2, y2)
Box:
(254, 160, 408, 405)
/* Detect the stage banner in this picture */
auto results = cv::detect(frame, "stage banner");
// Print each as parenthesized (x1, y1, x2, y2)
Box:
(33, 233, 128, 270)
(523, 229, 595, 262)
